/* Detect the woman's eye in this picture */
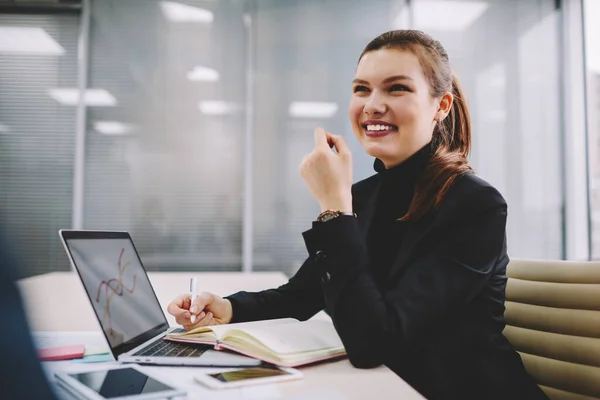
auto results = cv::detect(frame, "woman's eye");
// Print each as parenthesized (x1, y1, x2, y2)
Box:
(353, 85, 369, 93)
(390, 84, 410, 92)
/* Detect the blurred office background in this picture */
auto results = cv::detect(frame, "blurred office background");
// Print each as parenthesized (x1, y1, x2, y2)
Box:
(0, 0, 597, 278)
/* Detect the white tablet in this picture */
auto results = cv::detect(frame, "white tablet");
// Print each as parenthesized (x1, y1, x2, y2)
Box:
(194, 366, 303, 390)
(54, 364, 185, 400)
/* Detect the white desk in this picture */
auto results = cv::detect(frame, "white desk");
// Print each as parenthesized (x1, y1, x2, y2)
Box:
(19, 272, 424, 400)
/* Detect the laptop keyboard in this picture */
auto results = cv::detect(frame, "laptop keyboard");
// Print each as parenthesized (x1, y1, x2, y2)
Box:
(133, 338, 209, 358)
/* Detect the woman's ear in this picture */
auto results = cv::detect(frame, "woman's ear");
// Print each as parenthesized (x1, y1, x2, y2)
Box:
(437, 91, 454, 120)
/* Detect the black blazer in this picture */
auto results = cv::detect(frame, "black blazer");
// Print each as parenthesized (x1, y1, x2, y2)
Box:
(227, 172, 548, 400)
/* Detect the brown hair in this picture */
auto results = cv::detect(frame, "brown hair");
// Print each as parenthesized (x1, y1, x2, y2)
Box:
(359, 30, 473, 221)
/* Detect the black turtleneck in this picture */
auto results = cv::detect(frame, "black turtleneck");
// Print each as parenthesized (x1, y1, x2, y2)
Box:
(368, 143, 433, 287)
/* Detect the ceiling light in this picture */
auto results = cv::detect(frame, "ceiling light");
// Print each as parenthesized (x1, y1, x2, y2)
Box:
(187, 66, 220, 82)
(289, 102, 339, 118)
(0, 27, 65, 55)
(394, 1, 489, 32)
(160, 1, 214, 23)
(48, 88, 117, 106)
(94, 121, 134, 135)
(198, 101, 237, 115)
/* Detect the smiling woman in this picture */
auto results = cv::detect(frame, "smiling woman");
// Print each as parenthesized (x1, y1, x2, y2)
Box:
(350, 30, 472, 221)
(168, 30, 550, 400)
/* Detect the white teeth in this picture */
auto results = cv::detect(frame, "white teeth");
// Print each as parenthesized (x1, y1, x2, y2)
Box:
(366, 124, 394, 131)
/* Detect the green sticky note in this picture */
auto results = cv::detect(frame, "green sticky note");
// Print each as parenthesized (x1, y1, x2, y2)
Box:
(73, 354, 114, 363)
(84, 347, 110, 357)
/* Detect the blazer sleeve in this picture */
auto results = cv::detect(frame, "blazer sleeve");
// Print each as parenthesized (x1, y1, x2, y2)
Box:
(225, 256, 326, 323)
(302, 182, 507, 368)
(222, 179, 376, 323)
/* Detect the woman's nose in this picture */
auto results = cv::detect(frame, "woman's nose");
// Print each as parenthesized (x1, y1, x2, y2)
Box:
(364, 93, 387, 116)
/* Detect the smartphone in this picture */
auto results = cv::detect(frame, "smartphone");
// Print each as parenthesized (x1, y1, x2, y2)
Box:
(194, 366, 303, 390)
(54, 365, 186, 400)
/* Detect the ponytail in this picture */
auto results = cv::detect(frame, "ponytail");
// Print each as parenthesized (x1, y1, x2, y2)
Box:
(448, 75, 471, 157)
(399, 74, 473, 221)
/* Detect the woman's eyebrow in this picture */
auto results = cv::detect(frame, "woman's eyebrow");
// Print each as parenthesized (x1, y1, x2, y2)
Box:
(352, 75, 414, 85)
(383, 75, 414, 84)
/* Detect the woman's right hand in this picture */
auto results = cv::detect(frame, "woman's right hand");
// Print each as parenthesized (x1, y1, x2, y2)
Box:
(167, 291, 233, 331)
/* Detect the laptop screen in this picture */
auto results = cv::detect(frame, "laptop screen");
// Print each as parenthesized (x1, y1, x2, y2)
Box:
(61, 232, 168, 351)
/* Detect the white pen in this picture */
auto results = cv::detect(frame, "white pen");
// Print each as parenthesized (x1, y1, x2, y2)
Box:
(189, 277, 198, 323)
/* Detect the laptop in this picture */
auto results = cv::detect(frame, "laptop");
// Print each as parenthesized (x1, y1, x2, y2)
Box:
(58, 230, 261, 367)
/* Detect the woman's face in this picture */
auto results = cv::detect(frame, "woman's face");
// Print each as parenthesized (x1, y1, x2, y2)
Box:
(349, 48, 441, 168)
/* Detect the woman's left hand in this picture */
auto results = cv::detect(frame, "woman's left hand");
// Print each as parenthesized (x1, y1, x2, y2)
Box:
(300, 127, 353, 212)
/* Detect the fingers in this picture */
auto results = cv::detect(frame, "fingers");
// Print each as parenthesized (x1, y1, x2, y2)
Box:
(183, 312, 214, 331)
(168, 292, 207, 325)
(313, 127, 351, 157)
(176, 311, 206, 327)
(169, 291, 221, 329)
(313, 127, 329, 149)
(327, 134, 351, 157)
(167, 293, 191, 319)
(190, 292, 213, 314)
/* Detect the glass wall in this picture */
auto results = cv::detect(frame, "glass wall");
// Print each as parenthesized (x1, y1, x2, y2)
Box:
(435, 0, 563, 259)
(0, 13, 79, 278)
(585, 0, 600, 258)
(84, 0, 247, 271)
(1, 0, 571, 278)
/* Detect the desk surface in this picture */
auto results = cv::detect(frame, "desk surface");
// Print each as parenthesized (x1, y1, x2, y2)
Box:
(19, 272, 424, 400)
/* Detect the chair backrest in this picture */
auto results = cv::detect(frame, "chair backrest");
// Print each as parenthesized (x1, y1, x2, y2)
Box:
(504, 259, 600, 400)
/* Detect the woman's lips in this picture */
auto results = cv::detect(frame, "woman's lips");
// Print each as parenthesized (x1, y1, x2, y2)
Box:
(364, 128, 396, 138)
(362, 121, 398, 138)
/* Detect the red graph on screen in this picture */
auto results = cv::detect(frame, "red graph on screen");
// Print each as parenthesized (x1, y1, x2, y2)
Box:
(95, 248, 137, 332)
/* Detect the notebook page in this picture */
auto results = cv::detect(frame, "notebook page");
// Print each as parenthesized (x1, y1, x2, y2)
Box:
(186, 318, 298, 340)
(226, 319, 344, 354)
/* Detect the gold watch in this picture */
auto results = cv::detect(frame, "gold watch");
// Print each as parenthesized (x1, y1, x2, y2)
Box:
(316, 210, 356, 223)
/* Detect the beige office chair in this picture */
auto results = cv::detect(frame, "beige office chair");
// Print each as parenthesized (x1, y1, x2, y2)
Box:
(503, 259, 600, 400)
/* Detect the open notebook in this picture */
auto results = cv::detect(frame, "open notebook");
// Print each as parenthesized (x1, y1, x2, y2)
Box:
(165, 318, 346, 367)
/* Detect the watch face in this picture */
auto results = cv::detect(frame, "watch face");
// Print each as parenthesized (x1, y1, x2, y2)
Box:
(318, 211, 340, 223)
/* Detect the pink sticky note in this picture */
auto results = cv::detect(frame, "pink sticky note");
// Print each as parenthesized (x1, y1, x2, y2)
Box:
(38, 345, 85, 361)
